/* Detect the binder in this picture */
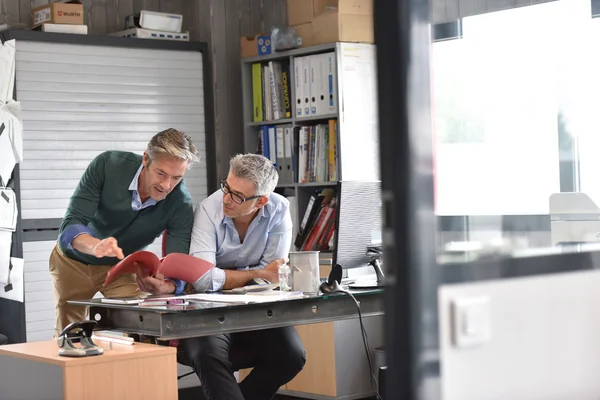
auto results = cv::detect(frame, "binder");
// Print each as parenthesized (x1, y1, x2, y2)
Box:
(319, 52, 337, 115)
(276, 126, 285, 182)
(308, 55, 318, 116)
(261, 126, 270, 160)
(283, 126, 294, 183)
(298, 126, 308, 183)
(268, 126, 277, 167)
(294, 56, 304, 117)
(251, 63, 263, 122)
(301, 56, 311, 117)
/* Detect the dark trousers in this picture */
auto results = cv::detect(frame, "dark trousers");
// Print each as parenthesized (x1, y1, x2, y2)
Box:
(180, 326, 306, 400)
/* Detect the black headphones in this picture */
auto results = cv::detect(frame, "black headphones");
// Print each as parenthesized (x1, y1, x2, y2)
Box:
(319, 263, 343, 294)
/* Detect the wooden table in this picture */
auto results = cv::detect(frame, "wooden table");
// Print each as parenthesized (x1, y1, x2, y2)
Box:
(0, 339, 177, 400)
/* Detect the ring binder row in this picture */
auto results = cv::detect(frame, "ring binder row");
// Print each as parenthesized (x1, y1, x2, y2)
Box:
(250, 52, 338, 123)
(294, 53, 337, 118)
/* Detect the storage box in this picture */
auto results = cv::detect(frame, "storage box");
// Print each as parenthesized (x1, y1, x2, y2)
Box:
(240, 35, 272, 58)
(139, 10, 183, 33)
(287, 0, 328, 26)
(311, 9, 373, 45)
(110, 28, 189, 41)
(32, 1, 83, 29)
(40, 23, 88, 35)
(324, 0, 373, 14)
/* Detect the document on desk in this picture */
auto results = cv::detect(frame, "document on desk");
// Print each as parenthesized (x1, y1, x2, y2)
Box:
(183, 291, 305, 304)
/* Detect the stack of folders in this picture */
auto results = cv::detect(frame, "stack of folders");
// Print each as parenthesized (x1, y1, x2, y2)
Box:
(257, 121, 338, 184)
(294, 188, 337, 251)
(251, 60, 292, 122)
(92, 330, 135, 346)
(250, 52, 337, 122)
(296, 121, 338, 183)
(293, 52, 337, 118)
(252, 52, 339, 184)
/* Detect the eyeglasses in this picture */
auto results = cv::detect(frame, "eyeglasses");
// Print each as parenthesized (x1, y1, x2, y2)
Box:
(220, 180, 261, 205)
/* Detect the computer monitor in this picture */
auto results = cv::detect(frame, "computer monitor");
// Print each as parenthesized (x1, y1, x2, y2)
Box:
(333, 180, 384, 286)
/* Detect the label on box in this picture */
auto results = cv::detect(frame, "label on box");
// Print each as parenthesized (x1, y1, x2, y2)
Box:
(257, 35, 272, 55)
(33, 8, 51, 26)
(57, 9, 82, 18)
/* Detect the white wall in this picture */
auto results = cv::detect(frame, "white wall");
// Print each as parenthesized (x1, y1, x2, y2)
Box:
(440, 269, 600, 400)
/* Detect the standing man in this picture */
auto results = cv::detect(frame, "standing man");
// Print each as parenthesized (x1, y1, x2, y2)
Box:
(138, 153, 306, 400)
(49, 128, 199, 336)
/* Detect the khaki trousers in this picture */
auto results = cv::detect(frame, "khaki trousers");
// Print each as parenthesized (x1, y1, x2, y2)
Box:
(49, 244, 141, 337)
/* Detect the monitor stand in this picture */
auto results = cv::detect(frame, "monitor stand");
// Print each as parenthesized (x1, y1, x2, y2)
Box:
(348, 259, 385, 289)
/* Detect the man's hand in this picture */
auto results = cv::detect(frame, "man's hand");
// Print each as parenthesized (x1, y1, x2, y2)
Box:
(91, 237, 124, 259)
(262, 257, 287, 283)
(134, 263, 176, 295)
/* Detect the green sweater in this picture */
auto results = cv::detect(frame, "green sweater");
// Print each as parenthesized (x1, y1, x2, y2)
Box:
(58, 151, 194, 266)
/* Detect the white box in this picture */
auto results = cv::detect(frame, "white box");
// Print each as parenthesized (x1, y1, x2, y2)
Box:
(111, 28, 189, 42)
(139, 10, 183, 33)
(41, 23, 88, 35)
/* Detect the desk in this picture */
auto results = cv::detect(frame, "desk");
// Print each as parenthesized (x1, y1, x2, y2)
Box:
(69, 289, 384, 340)
(69, 289, 384, 399)
(0, 340, 177, 400)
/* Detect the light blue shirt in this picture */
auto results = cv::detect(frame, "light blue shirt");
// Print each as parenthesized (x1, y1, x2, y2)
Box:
(189, 190, 293, 292)
(128, 165, 157, 211)
(61, 164, 156, 249)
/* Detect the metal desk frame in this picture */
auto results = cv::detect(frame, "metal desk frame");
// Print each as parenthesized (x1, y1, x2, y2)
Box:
(70, 290, 384, 340)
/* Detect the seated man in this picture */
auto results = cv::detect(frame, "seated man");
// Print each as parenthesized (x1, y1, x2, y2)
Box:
(139, 153, 306, 400)
(49, 128, 198, 336)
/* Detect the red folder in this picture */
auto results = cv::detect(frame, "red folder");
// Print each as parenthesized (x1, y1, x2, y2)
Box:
(103, 251, 213, 287)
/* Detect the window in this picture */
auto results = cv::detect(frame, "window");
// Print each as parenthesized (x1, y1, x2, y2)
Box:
(432, 1, 591, 216)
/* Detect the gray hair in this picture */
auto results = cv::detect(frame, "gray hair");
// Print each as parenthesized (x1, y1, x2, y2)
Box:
(229, 154, 278, 196)
(147, 128, 199, 167)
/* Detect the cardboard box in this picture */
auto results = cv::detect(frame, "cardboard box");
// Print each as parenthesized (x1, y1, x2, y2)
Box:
(311, 9, 373, 45)
(240, 35, 272, 58)
(32, 1, 83, 29)
(323, 0, 373, 14)
(287, 0, 329, 26)
(292, 22, 315, 48)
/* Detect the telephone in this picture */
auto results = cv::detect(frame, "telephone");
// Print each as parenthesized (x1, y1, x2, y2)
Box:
(57, 320, 104, 357)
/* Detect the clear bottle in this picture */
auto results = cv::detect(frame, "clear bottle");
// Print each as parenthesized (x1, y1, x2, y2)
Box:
(278, 263, 292, 291)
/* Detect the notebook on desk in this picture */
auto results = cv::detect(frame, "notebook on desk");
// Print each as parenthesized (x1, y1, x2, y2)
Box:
(183, 291, 305, 304)
(222, 283, 280, 294)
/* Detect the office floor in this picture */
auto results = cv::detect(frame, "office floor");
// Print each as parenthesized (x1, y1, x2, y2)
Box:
(179, 387, 378, 399)
(178, 386, 304, 399)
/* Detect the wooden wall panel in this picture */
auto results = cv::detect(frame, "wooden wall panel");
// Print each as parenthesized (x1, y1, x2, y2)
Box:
(4, 0, 561, 183)
(225, 0, 244, 179)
